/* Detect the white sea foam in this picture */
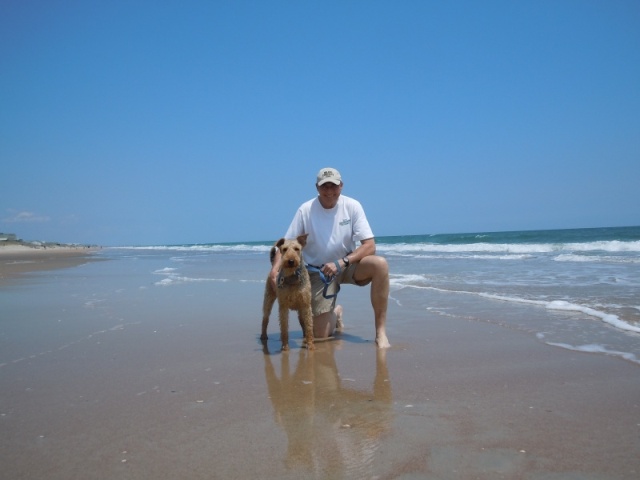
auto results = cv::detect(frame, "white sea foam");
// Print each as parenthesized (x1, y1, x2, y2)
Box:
(543, 342, 640, 365)
(155, 276, 229, 286)
(554, 254, 596, 262)
(415, 254, 533, 260)
(565, 240, 640, 252)
(377, 239, 640, 256)
(478, 294, 640, 334)
(554, 254, 640, 264)
(545, 300, 640, 333)
(379, 243, 556, 255)
(389, 273, 428, 285)
(390, 272, 640, 335)
(478, 292, 546, 307)
(110, 238, 640, 259)
(153, 267, 177, 274)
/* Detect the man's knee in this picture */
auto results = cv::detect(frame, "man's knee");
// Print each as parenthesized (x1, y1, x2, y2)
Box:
(314, 310, 337, 338)
(355, 255, 388, 283)
(372, 255, 389, 275)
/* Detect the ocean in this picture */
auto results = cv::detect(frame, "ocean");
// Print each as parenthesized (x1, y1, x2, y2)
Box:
(106, 225, 640, 366)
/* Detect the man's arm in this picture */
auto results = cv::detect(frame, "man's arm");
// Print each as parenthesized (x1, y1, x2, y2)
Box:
(345, 237, 376, 265)
(322, 237, 376, 278)
(269, 248, 282, 289)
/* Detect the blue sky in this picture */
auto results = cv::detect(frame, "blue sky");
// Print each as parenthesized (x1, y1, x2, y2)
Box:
(1, 1, 638, 246)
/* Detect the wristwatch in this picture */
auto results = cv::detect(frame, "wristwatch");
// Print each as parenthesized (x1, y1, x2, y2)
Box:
(342, 256, 350, 266)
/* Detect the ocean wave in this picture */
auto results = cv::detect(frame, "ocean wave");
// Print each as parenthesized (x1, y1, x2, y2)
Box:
(155, 276, 229, 286)
(110, 236, 640, 257)
(553, 254, 640, 264)
(541, 341, 640, 365)
(151, 265, 231, 285)
(377, 239, 640, 256)
(378, 242, 554, 255)
(414, 254, 534, 260)
(153, 267, 177, 274)
(479, 295, 640, 334)
(389, 274, 640, 335)
(389, 273, 428, 286)
(545, 300, 640, 333)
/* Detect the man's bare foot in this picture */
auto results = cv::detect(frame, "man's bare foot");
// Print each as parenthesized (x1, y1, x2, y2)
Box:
(335, 305, 344, 331)
(375, 333, 391, 349)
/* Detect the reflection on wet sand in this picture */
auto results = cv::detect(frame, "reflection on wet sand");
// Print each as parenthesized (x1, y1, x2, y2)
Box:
(262, 341, 393, 477)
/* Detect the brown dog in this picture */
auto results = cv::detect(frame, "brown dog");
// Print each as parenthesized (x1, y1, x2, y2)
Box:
(261, 235, 314, 351)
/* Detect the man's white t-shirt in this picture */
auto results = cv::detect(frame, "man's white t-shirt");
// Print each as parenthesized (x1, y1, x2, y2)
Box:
(284, 195, 374, 267)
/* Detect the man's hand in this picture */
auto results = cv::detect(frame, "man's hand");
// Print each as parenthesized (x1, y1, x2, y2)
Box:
(269, 248, 282, 289)
(322, 261, 341, 279)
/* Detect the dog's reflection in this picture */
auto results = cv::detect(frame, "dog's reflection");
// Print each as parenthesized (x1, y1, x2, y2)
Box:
(262, 341, 392, 475)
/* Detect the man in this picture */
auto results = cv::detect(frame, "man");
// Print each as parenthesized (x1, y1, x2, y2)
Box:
(270, 167, 391, 348)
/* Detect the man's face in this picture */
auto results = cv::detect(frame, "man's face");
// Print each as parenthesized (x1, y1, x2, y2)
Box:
(316, 182, 343, 208)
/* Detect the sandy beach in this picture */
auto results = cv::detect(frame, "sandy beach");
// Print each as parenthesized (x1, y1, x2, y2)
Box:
(1, 248, 639, 479)
(0, 244, 102, 286)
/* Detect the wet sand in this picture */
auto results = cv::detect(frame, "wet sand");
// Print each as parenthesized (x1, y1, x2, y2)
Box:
(0, 252, 639, 479)
(0, 245, 102, 286)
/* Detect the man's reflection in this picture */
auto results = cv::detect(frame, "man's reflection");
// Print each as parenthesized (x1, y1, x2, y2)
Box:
(262, 341, 392, 476)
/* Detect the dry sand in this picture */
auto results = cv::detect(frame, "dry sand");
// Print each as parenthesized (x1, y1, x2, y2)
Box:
(0, 250, 639, 479)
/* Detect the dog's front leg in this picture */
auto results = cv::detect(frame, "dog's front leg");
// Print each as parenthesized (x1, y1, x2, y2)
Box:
(301, 306, 314, 350)
(261, 281, 276, 340)
(278, 305, 290, 351)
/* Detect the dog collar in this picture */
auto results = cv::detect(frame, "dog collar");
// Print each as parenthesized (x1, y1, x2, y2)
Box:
(277, 267, 303, 288)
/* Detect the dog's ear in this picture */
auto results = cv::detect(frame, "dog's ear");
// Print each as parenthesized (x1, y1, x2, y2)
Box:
(276, 238, 286, 249)
(296, 234, 309, 248)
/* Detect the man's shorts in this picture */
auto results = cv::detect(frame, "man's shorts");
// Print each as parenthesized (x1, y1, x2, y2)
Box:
(308, 263, 372, 316)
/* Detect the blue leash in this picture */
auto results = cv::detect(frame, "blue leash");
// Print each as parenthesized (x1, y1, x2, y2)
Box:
(306, 263, 341, 299)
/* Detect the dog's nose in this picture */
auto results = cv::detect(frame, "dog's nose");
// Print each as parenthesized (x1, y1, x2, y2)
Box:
(287, 259, 295, 266)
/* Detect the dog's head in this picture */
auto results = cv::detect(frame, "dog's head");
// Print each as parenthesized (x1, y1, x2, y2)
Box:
(275, 234, 308, 271)
(276, 234, 308, 250)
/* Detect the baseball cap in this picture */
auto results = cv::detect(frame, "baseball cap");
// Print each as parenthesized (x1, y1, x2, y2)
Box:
(316, 168, 342, 186)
